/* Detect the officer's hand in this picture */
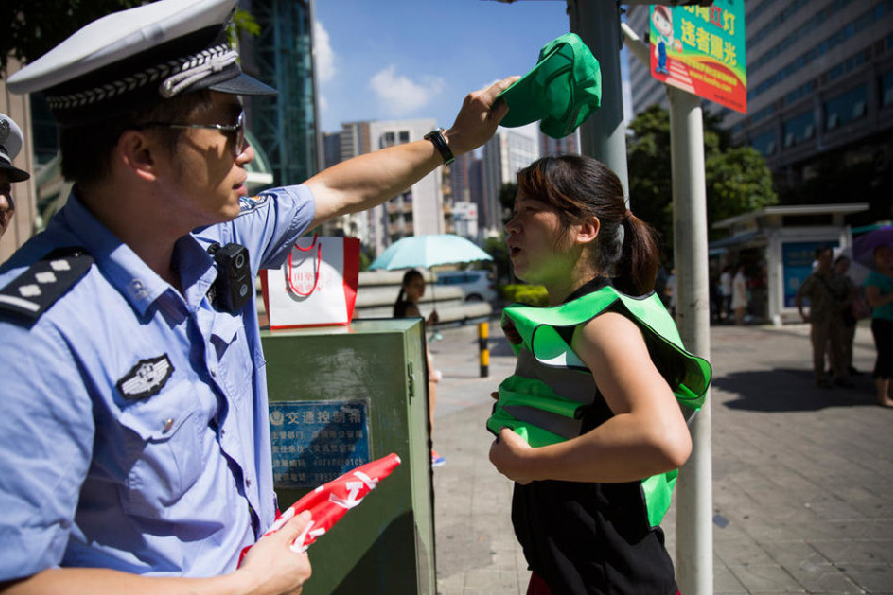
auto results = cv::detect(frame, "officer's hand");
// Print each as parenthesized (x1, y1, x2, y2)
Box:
(445, 76, 518, 155)
(489, 427, 537, 485)
(238, 511, 313, 595)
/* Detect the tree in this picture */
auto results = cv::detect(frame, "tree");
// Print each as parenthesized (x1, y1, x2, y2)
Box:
(626, 105, 777, 263)
(1, 1, 259, 76)
(1, 1, 149, 75)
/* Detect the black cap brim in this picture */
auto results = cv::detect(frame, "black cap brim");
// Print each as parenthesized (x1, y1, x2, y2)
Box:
(209, 72, 278, 97)
(0, 162, 31, 183)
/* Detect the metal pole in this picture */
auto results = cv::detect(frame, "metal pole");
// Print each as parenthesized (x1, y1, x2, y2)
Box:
(620, 24, 714, 593)
(566, 0, 629, 199)
(668, 86, 713, 595)
(479, 322, 490, 378)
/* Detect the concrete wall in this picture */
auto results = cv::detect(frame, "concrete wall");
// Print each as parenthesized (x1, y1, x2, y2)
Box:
(353, 271, 492, 325)
(256, 270, 493, 327)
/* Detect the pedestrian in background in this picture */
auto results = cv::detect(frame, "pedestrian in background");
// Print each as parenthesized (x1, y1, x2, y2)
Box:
(719, 264, 732, 323)
(865, 245, 893, 407)
(0, 0, 516, 590)
(731, 263, 748, 324)
(663, 267, 676, 316)
(795, 246, 853, 389)
(0, 113, 31, 241)
(393, 269, 444, 467)
(833, 254, 860, 378)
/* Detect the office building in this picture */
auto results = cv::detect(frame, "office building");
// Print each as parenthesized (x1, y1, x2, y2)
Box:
(625, 2, 893, 221)
(321, 131, 342, 169)
(539, 129, 581, 157)
(244, 0, 321, 186)
(337, 119, 445, 255)
(481, 129, 539, 237)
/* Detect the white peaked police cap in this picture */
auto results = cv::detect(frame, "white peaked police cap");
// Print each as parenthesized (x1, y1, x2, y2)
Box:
(6, 0, 276, 127)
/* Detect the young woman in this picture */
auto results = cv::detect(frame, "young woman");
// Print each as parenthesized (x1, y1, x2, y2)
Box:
(488, 155, 710, 595)
(393, 270, 445, 466)
(865, 245, 893, 408)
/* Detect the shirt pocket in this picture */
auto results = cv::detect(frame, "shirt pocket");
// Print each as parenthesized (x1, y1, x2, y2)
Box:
(115, 383, 204, 519)
(211, 312, 254, 411)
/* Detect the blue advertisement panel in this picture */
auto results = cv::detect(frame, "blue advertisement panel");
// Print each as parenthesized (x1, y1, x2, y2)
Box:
(781, 241, 838, 307)
(269, 400, 371, 489)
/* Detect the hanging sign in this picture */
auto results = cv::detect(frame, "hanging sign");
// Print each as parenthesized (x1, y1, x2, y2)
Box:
(650, 1, 746, 113)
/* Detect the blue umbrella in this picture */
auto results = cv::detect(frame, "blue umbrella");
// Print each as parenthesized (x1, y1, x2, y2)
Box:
(369, 235, 493, 318)
(369, 234, 492, 271)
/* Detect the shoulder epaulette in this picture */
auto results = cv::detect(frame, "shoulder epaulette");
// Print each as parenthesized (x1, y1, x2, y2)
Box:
(0, 247, 94, 323)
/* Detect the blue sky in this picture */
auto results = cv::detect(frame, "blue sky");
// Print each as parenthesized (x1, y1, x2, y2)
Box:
(313, 0, 578, 133)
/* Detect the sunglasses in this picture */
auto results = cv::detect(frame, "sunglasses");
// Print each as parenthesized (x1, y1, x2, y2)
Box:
(137, 111, 246, 158)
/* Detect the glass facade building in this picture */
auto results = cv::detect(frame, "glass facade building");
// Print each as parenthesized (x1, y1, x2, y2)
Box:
(243, 0, 320, 187)
(625, 1, 893, 221)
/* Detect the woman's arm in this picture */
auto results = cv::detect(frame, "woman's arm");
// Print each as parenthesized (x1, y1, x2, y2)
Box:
(489, 312, 692, 485)
(305, 77, 516, 228)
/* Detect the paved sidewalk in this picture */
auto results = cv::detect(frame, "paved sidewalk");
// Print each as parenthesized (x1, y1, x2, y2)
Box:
(429, 320, 893, 595)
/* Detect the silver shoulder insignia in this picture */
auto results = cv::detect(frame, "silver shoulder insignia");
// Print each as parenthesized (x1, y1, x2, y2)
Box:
(0, 247, 93, 324)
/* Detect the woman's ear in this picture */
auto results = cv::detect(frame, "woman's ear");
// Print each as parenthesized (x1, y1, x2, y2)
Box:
(117, 130, 160, 182)
(576, 216, 600, 244)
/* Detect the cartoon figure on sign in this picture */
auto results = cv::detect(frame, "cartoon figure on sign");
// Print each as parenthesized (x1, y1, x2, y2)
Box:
(652, 6, 674, 75)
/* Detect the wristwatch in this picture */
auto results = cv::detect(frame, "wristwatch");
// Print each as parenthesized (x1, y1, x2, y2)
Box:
(424, 128, 454, 166)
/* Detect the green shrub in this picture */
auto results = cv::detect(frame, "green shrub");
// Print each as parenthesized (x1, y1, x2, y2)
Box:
(500, 284, 549, 306)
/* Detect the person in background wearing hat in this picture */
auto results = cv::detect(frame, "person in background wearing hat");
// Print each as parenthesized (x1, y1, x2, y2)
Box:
(0, 114, 31, 241)
(795, 246, 854, 389)
(0, 0, 516, 593)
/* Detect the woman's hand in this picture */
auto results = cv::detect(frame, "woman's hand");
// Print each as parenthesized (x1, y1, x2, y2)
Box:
(489, 428, 537, 484)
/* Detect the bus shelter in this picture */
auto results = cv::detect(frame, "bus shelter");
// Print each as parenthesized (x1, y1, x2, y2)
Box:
(709, 203, 868, 325)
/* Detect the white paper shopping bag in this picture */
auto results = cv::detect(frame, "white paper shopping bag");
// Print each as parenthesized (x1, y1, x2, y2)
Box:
(261, 236, 359, 328)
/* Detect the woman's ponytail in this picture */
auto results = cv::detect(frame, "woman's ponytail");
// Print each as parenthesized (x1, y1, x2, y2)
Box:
(612, 211, 659, 296)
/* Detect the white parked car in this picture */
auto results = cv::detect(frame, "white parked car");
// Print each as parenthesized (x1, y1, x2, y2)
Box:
(434, 270, 498, 303)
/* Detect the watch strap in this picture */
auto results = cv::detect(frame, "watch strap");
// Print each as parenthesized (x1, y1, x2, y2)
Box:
(424, 128, 454, 166)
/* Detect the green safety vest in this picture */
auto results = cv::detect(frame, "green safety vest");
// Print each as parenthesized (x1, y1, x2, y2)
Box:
(487, 286, 711, 527)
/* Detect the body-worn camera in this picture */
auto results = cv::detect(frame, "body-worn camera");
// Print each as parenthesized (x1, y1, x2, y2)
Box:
(207, 243, 252, 313)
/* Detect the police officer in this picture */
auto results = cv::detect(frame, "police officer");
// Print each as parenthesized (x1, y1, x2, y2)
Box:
(0, 113, 31, 240)
(0, 0, 514, 592)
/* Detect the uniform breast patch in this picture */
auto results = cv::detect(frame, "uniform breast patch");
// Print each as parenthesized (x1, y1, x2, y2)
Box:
(117, 355, 175, 400)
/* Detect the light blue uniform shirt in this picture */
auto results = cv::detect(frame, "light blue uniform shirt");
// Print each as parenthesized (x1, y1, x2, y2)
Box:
(0, 186, 314, 580)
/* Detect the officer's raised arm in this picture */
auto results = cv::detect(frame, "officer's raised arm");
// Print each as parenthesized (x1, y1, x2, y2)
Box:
(305, 76, 517, 229)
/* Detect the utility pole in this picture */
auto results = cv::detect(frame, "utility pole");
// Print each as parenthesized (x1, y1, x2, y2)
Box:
(668, 86, 713, 595)
(623, 22, 713, 595)
(566, 0, 630, 199)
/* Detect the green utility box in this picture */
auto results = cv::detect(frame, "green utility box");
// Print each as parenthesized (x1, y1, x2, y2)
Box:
(261, 318, 435, 595)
